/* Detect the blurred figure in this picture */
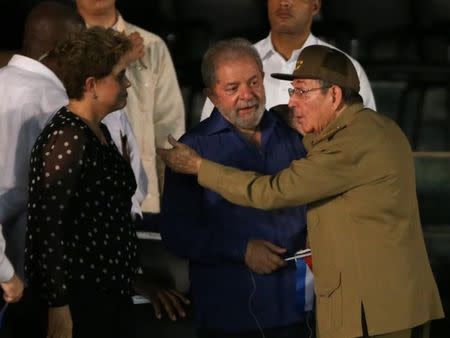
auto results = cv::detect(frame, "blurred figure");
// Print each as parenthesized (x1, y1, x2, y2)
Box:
(0, 0, 82, 283)
(161, 38, 311, 338)
(0, 2, 82, 337)
(75, 0, 185, 227)
(25, 27, 138, 338)
(201, 0, 376, 121)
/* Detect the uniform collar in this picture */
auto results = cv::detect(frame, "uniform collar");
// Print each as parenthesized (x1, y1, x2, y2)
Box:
(305, 103, 365, 147)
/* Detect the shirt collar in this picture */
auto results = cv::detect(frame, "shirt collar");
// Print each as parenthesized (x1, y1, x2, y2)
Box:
(260, 32, 319, 61)
(285, 33, 319, 62)
(85, 11, 125, 32)
(112, 12, 126, 32)
(258, 33, 275, 60)
(8, 54, 65, 91)
(302, 33, 319, 49)
(203, 108, 231, 134)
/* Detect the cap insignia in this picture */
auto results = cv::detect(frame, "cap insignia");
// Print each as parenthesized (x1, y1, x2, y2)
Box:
(294, 59, 304, 71)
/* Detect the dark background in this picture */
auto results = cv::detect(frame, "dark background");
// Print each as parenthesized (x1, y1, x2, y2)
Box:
(1, 0, 450, 146)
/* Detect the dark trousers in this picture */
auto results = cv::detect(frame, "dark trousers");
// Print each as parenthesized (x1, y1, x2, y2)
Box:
(139, 213, 161, 232)
(70, 292, 136, 338)
(0, 287, 44, 338)
(0, 288, 136, 338)
(361, 305, 430, 338)
(360, 323, 430, 338)
(198, 321, 313, 338)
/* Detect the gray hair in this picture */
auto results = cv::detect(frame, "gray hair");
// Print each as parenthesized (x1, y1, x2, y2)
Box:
(318, 79, 362, 105)
(201, 37, 263, 89)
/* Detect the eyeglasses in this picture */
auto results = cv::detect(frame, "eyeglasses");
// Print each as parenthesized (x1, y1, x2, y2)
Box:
(288, 86, 331, 98)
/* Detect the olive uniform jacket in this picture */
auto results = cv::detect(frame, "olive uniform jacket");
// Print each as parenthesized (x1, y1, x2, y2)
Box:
(197, 103, 444, 338)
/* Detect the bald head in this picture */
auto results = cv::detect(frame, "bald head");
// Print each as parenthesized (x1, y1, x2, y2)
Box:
(22, 1, 84, 60)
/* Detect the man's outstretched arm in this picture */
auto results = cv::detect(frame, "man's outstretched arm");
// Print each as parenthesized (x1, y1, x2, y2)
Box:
(156, 135, 202, 175)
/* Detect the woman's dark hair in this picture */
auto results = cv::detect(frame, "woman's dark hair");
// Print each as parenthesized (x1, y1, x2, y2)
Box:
(50, 26, 132, 99)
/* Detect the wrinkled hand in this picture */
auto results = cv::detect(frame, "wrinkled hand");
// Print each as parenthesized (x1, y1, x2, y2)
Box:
(156, 135, 202, 175)
(1, 274, 24, 303)
(125, 31, 145, 65)
(245, 239, 287, 274)
(150, 288, 190, 321)
(47, 305, 73, 338)
(134, 277, 190, 321)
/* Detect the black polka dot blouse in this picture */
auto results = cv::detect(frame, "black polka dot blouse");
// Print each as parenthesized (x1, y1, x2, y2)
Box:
(25, 107, 139, 307)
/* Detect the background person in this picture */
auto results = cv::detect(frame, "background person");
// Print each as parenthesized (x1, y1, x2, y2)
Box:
(0, 3, 83, 337)
(201, 0, 376, 121)
(75, 0, 185, 228)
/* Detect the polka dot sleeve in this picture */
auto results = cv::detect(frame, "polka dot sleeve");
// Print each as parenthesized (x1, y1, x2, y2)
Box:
(27, 122, 87, 307)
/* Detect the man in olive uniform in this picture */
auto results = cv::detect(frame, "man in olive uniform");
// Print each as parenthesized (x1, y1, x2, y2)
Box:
(157, 45, 444, 338)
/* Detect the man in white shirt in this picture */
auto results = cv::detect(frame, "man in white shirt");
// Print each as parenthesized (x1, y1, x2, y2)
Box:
(201, 0, 376, 120)
(76, 0, 186, 221)
(103, 111, 148, 220)
(0, 3, 83, 336)
(0, 2, 82, 285)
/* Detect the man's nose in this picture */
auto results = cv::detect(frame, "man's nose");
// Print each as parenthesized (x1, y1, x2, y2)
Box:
(239, 85, 255, 100)
(288, 96, 297, 108)
(280, 0, 293, 8)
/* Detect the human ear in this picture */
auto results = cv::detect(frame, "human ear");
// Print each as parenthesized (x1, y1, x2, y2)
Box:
(85, 77, 97, 99)
(204, 88, 218, 106)
(312, 0, 321, 16)
(331, 85, 343, 110)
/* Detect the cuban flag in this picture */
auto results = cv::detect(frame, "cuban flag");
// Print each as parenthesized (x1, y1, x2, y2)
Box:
(294, 253, 314, 312)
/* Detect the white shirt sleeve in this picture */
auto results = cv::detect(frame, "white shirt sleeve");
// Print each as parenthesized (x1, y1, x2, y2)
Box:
(355, 63, 377, 111)
(120, 111, 148, 219)
(0, 224, 14, 283)
(102, 111, 148, 219)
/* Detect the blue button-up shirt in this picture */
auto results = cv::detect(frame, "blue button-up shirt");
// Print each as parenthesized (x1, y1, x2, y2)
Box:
(161, 109, 307, 331)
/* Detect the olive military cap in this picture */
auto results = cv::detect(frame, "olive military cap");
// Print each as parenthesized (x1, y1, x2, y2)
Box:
(271, 45, 360, 93)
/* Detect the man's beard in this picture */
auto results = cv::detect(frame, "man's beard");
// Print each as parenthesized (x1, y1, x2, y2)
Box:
(232, 99, 265, 129)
